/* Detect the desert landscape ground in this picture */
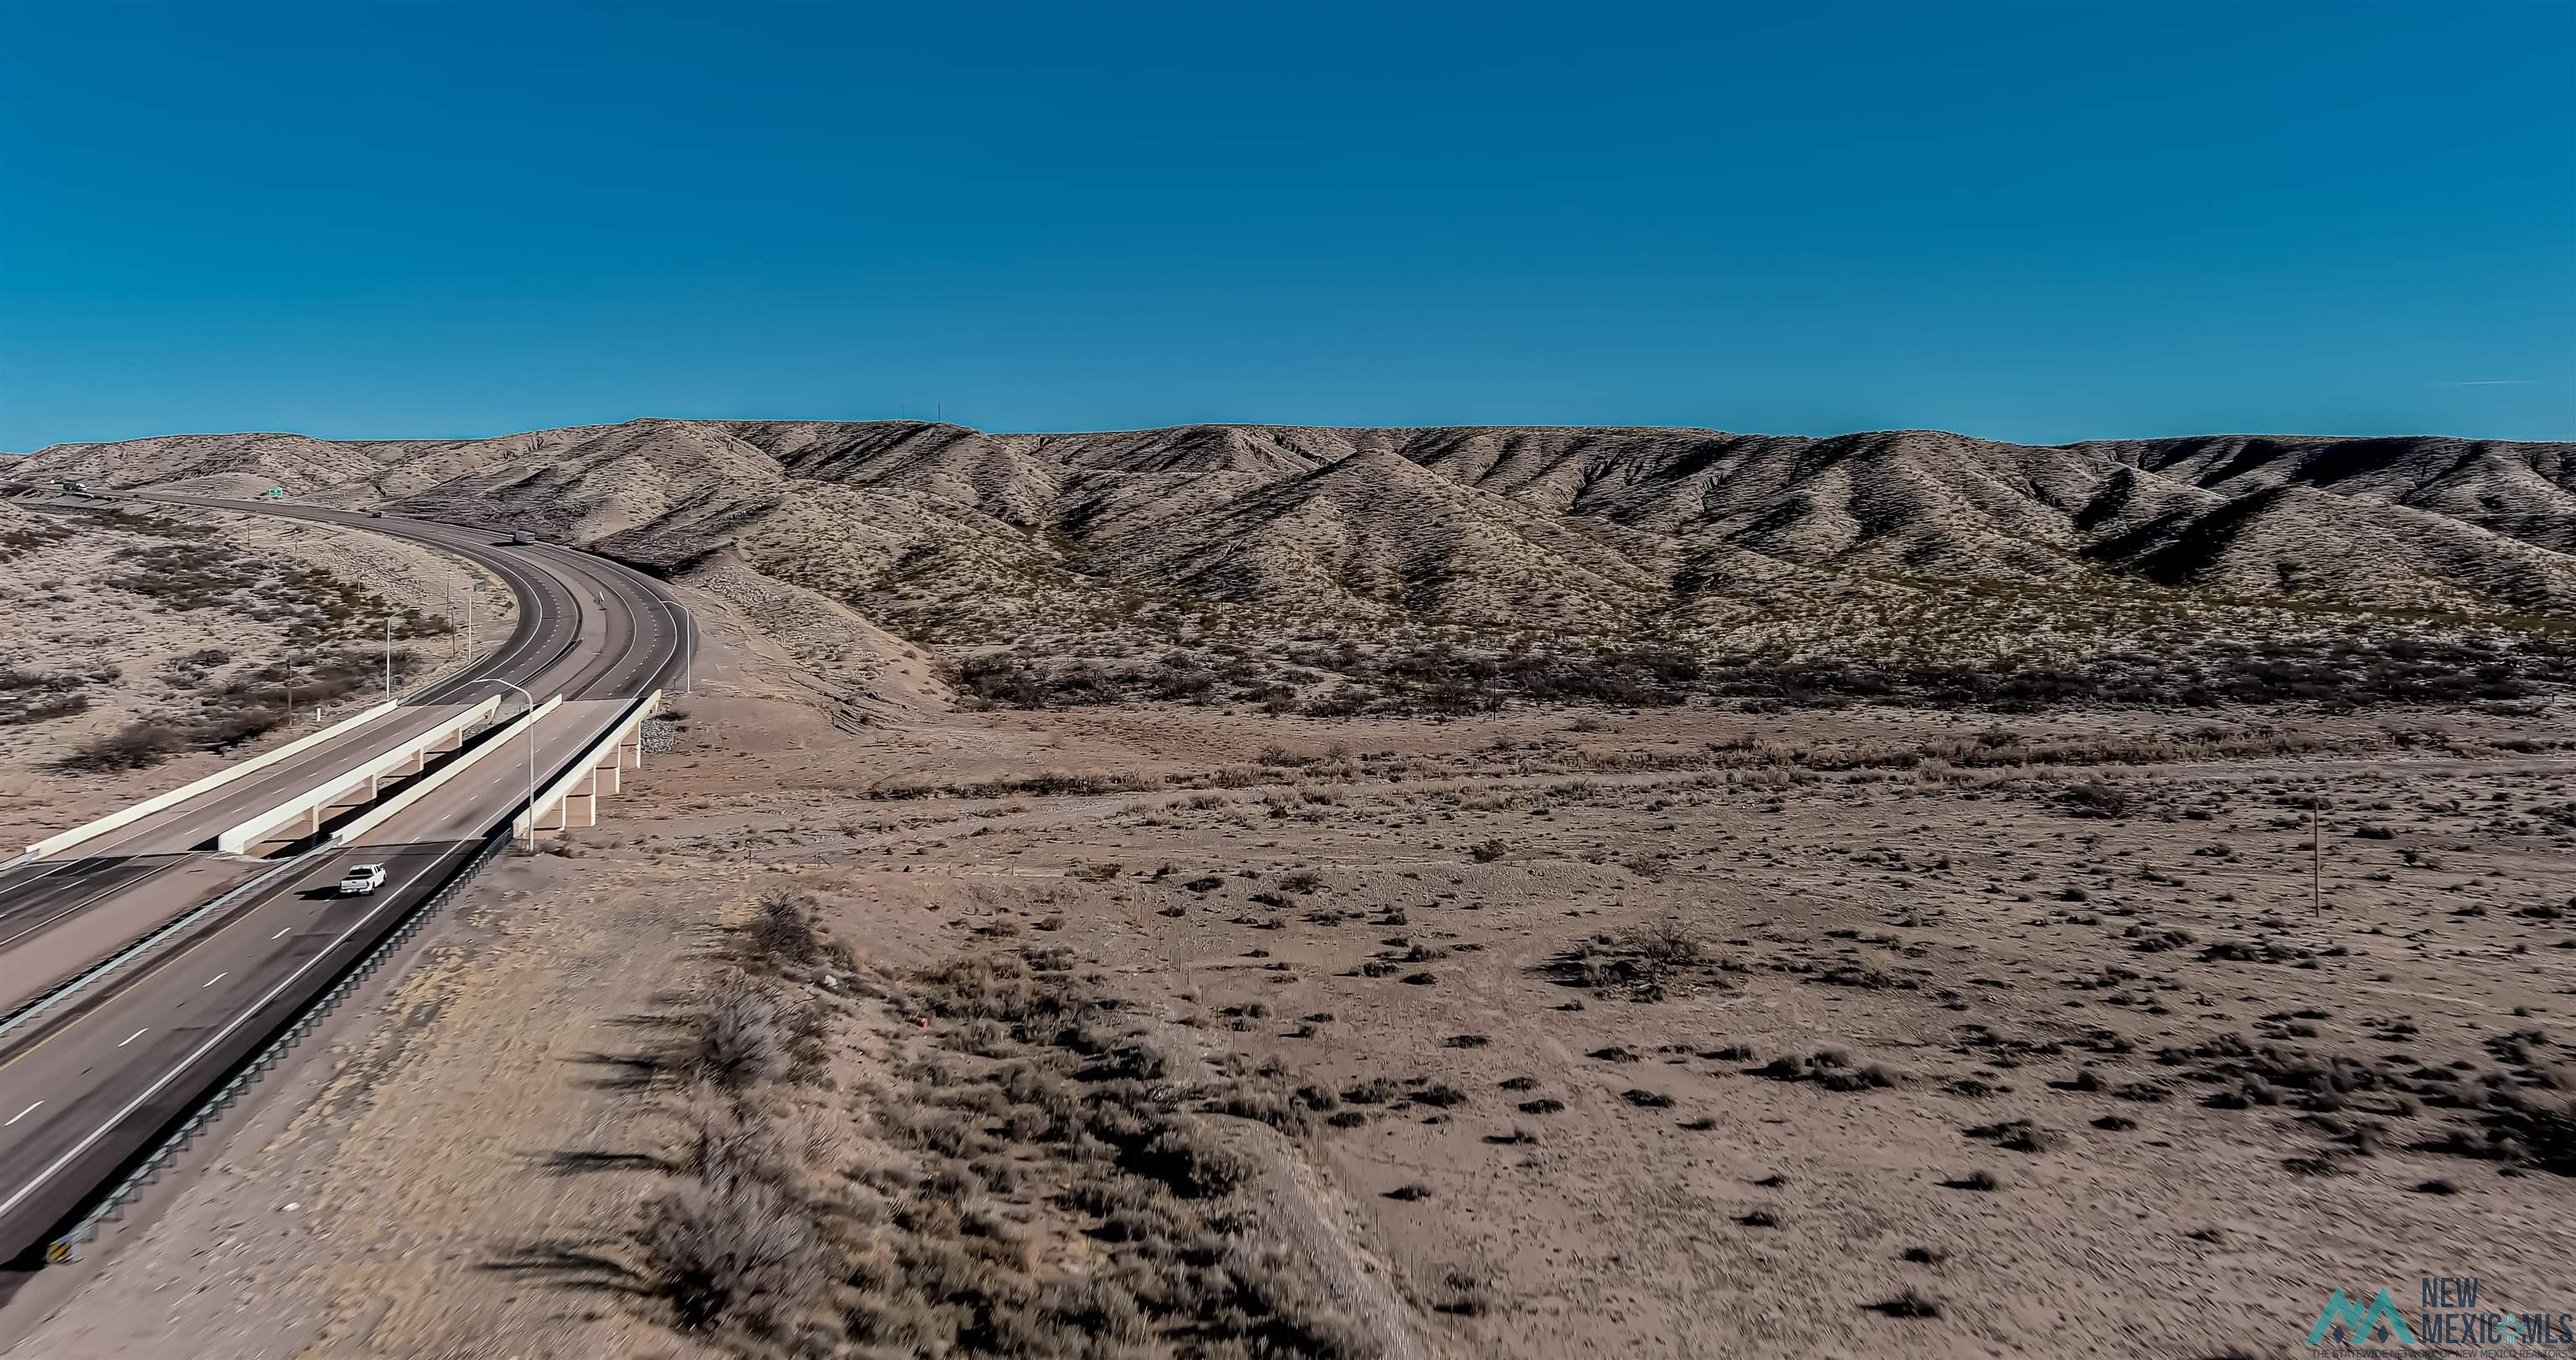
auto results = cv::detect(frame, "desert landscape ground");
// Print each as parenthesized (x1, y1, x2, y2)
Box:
(1, 420, 2571, 1359)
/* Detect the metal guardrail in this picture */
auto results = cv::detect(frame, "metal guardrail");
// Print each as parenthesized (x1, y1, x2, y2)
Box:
(44, 823, 517, 1262)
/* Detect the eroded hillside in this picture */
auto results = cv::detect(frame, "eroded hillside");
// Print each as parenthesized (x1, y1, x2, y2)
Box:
(21, 420, 2576, 714)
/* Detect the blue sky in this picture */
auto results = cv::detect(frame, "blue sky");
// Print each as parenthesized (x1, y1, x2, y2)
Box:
(2, 1, 2568, 449)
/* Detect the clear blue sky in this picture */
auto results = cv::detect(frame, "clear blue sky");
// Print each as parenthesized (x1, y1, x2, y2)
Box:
(3, 1, 2569, 450)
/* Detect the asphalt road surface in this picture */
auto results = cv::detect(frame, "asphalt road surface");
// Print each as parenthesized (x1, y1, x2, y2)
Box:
(0, 496, 684, 1259)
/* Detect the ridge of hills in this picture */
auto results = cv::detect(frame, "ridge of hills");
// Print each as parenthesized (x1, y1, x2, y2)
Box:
(16, 419, 2576, 710)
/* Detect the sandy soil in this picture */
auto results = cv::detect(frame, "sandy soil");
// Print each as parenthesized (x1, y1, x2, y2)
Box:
(625, 702, 2576, 1358)
(4, 576, 2571, 1358)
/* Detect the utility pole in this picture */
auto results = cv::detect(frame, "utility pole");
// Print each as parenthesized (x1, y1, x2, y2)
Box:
(480, 679, 538, 849)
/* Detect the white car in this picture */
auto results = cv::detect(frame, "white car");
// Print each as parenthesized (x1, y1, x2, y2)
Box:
(338, 864, 387, 897)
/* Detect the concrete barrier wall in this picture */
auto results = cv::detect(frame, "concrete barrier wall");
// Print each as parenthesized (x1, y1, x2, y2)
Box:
(331, 695, 566, 845)
(517, 690, 659, 837)
(213, 697, 504, 854)
(18, 702, 400, 863)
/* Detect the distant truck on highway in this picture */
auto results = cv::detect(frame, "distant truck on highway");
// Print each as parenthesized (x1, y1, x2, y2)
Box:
(512, 530, 536, 545)
(337, 864, 387, 897)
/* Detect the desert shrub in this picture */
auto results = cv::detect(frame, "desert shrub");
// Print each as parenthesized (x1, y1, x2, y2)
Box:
(2434, 1092, 2576, 1176)
(1208, 1085, 1314, 1137)
(56, 720, 189, 771)
(1696, 631, 2576, 712)
(953, 652, 1048, 707)
(1, 689, 90, 727)
(2060, 780, 2132, 818)
(0, 515, 73, 563)
(1618, 921, 1703, 971)
(1330, 1076, 1398, 1108)
(1125, 1124, 1250, 1199)
(50, 646, 419, 773)
(719, 943, 1380, 1357)
(673, 1086, 801, 1189)
(1432, 1271, 1493, 1316)
(639, 1174, 823, 1331)
(744, 889, 844, 971)
(1967, 1119, 2057, 1154)
(1872, 1286, 1943, 1318)
(0, 667, 100, 726)
(1543, 922, 1727, 1000)
(912, 951, 1052, 1025)
(691, 974, 782, 1089)
(1818, 1063, 1897, 1093)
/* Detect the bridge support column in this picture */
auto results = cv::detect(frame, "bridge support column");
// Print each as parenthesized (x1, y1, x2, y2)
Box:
(517, 690, 657, 842)
(593, 745, 621, 796)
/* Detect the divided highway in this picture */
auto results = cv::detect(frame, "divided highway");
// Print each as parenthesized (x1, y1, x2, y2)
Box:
(0, 497, 688, 1259)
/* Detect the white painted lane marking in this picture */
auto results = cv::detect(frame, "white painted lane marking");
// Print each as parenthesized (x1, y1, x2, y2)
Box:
(201, 973, 226, 988)
(118, 1029, 147, 1047)
(5, 1102, 39, 1126)
(273, 927, 292, 938)
(0, 856, 436, 1220)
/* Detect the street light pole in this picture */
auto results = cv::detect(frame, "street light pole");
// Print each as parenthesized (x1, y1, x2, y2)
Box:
(478, 679, 538, 849)
(660, 600, 693, 697)
(383, 616, 394, 700)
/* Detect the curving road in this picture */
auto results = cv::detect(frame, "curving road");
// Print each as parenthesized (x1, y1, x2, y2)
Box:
(0, 496, 688, 1260)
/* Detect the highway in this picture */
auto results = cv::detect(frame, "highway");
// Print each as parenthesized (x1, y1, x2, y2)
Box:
(0, 499, 682, 994)
(0, 497, 687, 1259)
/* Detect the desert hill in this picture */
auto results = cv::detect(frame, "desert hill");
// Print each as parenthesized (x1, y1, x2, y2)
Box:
(18, 422, 2575, 679)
